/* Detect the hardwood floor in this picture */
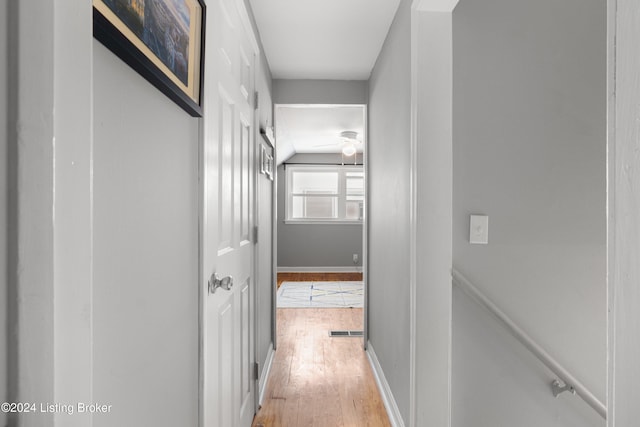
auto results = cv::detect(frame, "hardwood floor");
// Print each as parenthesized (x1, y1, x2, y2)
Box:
(252, 308, 390, 427)
(277, 272, 364, 288)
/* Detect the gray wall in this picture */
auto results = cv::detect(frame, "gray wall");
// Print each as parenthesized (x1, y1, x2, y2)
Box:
(0, 2, 7, 425)
(255, 44, 275, 382)
(257, 140, 274, 383)
(93, 41, 199, 426)
(273, 79, 367, 105)
(453, 0, 606, 409)
(277, 153, 363, 269)
(367, 0, 411, 422)
(453, 287, 604, 427)
(273, 80, 367, 270)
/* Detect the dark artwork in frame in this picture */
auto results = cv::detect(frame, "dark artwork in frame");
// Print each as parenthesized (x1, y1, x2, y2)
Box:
(93, 0, 206, 117)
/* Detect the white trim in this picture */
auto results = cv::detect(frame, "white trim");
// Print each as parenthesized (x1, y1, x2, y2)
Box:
(271, 128, 282, 350)
(410, 10, 455, 427)
(283, 220, 363, 225)
(272, 133, 279, 351)
(285, 164, 364, 222)
(235, 0, 260, 55)
(198, 114, 205, 427)
(412, 0, 460, 12)
(605, 0, 616, 424)
(258, 344, 275, 406)
(362, 104, 369, 350)
(366, 342, 405, 427)
(274, 103, 369, 110)
(12, 1, 94, 423)
(607, 0, 640, 424)
(277, 266, 362, 273)
(408, 4, 419, 426)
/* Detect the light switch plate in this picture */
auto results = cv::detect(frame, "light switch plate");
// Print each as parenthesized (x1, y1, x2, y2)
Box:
(470, 215, 489, 244)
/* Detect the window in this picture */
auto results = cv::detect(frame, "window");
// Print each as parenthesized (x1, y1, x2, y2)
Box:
(286, 165, 364, 223)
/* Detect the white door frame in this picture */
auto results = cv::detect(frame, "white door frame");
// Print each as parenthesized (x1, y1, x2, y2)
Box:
(7, 2, 94, 426)
(271, 103, 369, 349)
(362, 104, 369, 349)
(271, 142, 279, 351)
(606, 0, 640, 424)
(408, 2, 458, 426)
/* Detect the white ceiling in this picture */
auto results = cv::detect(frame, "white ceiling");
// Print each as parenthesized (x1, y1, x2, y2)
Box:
(275, 105, 365, 163)
(249, 0, 401, 80)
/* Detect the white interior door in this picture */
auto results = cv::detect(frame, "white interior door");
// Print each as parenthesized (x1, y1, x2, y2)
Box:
(202, 0, 256, 425)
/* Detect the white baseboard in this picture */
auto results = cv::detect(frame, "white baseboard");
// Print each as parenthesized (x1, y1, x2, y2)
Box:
(367, 342, 405, 427)
(258, 344, 275, 406)
(277, 266, 362, 273)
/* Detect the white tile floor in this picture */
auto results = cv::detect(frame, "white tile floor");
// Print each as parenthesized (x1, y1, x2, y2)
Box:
(277, 281, 364, 308)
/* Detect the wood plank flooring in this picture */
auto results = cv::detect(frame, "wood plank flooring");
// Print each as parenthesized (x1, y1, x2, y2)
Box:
(277, 272, 364, 288)
(252, 307, 390, 427)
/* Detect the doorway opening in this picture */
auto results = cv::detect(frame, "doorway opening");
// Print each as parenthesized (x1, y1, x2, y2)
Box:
(251, 104, 388, 426)
(272, 103, 367, 341)
(274, 104, 366, 348)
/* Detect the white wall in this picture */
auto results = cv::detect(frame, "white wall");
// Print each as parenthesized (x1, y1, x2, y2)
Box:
(277, 154, 364, 269)
(93, 41, 199, 426)
(0, 1, 7, 425)
(273, 79, 367, 105)
(453, 0, 606, 406)
(453, 287, 604, 427)
(367, 0, 412, 422)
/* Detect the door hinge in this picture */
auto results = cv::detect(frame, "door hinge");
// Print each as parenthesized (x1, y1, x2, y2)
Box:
(254, 91, 259, 110)
(253, 362, 259, 380)
(253, 225, 259, 243)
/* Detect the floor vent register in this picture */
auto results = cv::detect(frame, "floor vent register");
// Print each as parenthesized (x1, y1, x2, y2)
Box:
(329, 330, 364, 337)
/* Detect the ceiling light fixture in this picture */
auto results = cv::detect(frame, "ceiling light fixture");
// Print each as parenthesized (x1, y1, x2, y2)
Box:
(340, 130, 360, 144)
(342, 143, 356, 157)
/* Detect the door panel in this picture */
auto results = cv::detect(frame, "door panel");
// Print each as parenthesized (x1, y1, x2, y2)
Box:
(218, 89, 234, 253)
(240, 280, 251, 406)
(240, 120, 251, 243)
(202, 0, 257, 425)
(217, 302, 233, 427)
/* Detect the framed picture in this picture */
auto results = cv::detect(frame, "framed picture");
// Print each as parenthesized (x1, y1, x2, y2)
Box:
(93, 0, 206, 117)
(260, 145, 267, 175)
(266, 153, 274, 180)
(260, 145, 274, 181)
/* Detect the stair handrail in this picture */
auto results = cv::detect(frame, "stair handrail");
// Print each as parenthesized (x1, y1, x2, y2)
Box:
(451, 268, 607, 419)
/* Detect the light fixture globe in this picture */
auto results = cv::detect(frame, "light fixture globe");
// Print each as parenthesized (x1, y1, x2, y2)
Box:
(342, 143, 357, 156)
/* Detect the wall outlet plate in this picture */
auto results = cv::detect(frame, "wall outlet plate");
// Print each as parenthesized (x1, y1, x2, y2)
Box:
(470, 214, 489, 244)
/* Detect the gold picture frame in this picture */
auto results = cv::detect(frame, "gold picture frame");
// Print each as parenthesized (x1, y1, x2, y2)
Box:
(93, 0, 206, 116)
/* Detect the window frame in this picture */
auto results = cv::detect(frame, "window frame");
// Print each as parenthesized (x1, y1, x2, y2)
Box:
(284, 164, 364, 224)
